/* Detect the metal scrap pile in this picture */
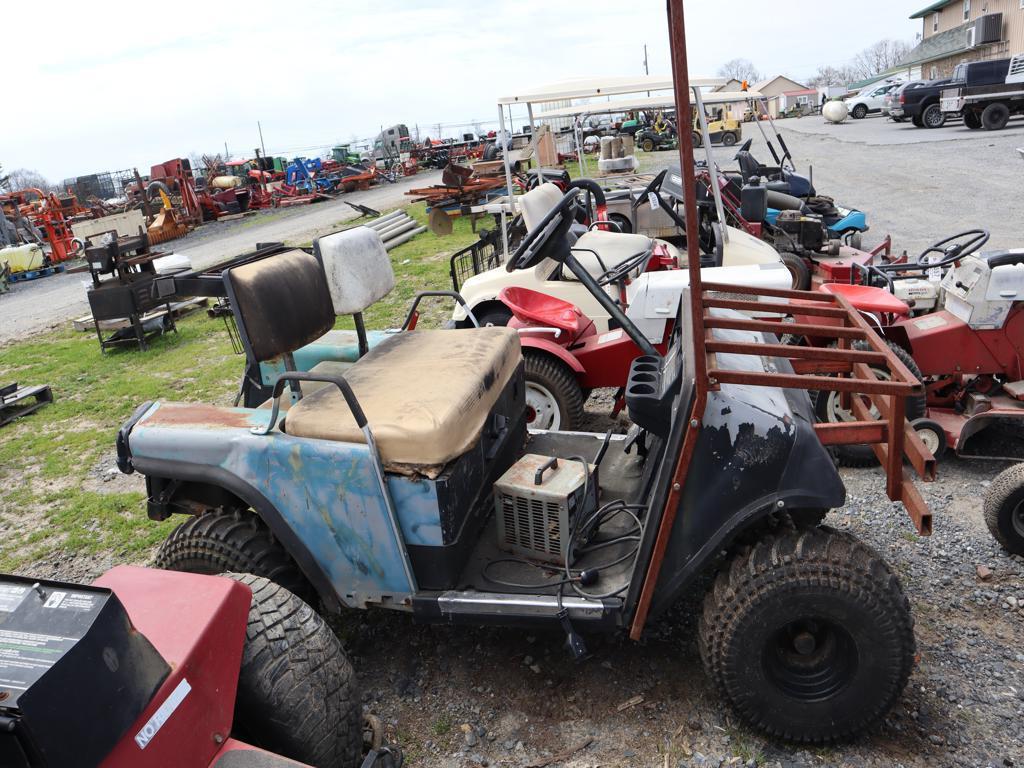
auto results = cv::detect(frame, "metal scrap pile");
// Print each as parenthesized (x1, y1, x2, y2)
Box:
(405, 163, 504, 208)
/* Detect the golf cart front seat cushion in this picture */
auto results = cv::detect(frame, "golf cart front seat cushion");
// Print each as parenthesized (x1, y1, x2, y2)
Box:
(315, 226, 395, 314)
(225, 249, 335, 362)
(285, 327, 521, 472)
(570, 230, 652, 276)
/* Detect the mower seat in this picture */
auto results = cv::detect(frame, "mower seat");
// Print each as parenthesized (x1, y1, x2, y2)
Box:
(821, 283, 911, 316)
(285, 327, 522, 473)
(500, 286, 592, 337)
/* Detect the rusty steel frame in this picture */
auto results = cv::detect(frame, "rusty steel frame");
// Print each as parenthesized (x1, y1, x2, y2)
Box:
(629, 0, 934, 641)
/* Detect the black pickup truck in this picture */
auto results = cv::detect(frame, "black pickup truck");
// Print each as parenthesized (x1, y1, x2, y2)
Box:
(890, 78, 953, 128)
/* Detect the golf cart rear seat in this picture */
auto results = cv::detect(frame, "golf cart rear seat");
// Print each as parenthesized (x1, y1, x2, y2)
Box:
(520, 182, 654, 276)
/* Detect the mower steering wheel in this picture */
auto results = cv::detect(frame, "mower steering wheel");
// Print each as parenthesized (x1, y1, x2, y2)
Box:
(916, 229, 990, 267)
(506, 188, 581, 272)
(596, 248, 652, 287)
(633, 169, 667, 211)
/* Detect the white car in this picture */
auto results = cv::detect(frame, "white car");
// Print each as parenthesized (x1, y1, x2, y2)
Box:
(452, 182, 784, 331)
(845, 81, 903, 120)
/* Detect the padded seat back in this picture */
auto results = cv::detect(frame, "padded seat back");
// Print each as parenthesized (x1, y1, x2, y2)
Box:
(314, 226, 395, 315)
(519, 183, 565, 232)
(224, 249, 335, 363)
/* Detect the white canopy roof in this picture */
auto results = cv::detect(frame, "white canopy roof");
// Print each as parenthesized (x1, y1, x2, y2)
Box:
(497, 76, 726, 105)
(534, 91, 764, 120)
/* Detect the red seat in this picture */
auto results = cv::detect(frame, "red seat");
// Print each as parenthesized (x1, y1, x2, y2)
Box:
(821, 283, 911, 316)
(499, 287, 588, 336)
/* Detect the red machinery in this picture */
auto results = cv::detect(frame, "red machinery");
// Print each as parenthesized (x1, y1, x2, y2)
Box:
(0, 566, 370, 767)
(0, 188, 79, 263)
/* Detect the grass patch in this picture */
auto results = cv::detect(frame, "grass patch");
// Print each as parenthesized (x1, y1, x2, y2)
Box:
(0, 201, 470, 575)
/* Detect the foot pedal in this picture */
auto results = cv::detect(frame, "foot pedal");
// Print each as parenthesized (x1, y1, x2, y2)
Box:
(1004, 380, 1024, 402)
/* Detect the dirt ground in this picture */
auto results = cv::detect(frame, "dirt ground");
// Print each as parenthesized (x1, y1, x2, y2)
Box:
(9, 127, 1024, 767)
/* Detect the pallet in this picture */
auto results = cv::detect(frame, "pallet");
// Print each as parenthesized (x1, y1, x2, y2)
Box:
(8, 264, 67, 283)
(0, 384, 53, 428)
(72, 297, 209, 332)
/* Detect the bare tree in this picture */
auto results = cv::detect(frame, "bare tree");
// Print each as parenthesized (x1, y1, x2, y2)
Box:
(850, 39, 913, 80)
(806, 64, 859, 88)
(5, 168, 51, 192)
(717, 58, 761, 84)
(0, 163, 8, 192)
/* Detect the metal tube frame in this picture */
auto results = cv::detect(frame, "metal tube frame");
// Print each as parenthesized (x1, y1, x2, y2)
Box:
(629, 0, 934, 640)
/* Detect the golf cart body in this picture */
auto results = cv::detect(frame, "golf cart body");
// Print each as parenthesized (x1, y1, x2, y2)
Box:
(453, 179, 783, 331)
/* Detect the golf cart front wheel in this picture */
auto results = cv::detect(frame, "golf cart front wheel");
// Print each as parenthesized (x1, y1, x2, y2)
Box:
(228, 574, 363, 767)
(523, 352, 584, 431)
(984, 463, 1024, 555)
(156, 510, 315, 605)
(699, 527, 915, 743)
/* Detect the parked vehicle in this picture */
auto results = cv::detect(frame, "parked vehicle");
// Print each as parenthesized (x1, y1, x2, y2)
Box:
(636, 124, 677, 152)
(844, 80, 904, 119)
(942, 54, 1023, 131)
(691, 106, 741, 147)
(883, 87, 905, 121)
(890, 78, 953, 128)
(117, 178, 933, 744)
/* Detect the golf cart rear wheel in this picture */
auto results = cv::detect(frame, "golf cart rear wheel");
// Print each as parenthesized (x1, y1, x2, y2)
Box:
(228, 574, 363, 768)
(813, 341, 926, 468)
(781, 253, 811, 291)
(523, 352, 584, 431)
(984, 464, 1024, 555)
(156, 510, 315, 605)
(699, 527, 915, 743)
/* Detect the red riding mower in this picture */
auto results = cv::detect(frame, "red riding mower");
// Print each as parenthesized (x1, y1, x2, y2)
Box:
(795, 231, 1024, 462)
(0, 567, 398, 768)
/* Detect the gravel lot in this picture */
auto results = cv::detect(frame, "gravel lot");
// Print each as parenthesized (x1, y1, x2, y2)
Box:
(10, 127, 1024, 766)
(0, 170, 442, 344)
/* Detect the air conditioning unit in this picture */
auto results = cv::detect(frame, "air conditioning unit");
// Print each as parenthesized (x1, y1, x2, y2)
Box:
(966, 26, 977, 48)
(973, 12, 1003, 44)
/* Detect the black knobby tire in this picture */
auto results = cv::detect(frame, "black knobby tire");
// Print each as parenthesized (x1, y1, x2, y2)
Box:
(721, 132, 738, 147)
(523, 351, 584, 431)
(156, 511, 314, 605)
(781, 253, 811, 291)
(964, 110, 983, 130)
(851, 104, 868, 120)
(813, 341, 926, 468)
(981, 102, 1010, 131)
(984, 464, 1024, 555)
(911, 114, 924, 128)
(699, 527, 915, 743)
(922, 103, 946, 129)
(228, 574, 363, 768)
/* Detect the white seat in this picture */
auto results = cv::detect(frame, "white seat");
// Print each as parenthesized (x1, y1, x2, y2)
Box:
(569, 230, 652, 278)
(316, 226, 395, 313)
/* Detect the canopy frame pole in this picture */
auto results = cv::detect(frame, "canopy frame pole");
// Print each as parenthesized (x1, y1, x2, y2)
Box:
(692, 87, 728, 244)
(498, 103, 515, 257)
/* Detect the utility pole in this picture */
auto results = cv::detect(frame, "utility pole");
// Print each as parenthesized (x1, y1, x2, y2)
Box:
(258, 121, 268, 165)
(644, 44, 650, 97)
(224, 142, 229, 161)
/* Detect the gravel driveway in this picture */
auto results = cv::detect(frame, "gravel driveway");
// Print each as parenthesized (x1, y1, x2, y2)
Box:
(0, 170, 442, 344)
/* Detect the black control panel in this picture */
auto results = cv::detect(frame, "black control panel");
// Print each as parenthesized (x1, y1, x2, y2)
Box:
(0, 574, 169, 767)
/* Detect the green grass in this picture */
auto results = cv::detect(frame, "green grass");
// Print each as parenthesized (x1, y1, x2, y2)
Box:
(0, 201, 474, 574)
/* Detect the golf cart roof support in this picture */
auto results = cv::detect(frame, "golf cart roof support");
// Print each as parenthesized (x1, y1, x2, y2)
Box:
(629, 0, 934, 641)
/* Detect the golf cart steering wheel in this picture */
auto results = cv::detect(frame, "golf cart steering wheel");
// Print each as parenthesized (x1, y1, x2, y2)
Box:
(506, 188, 581, 272)
(633, 169, 667, 211)
(595, 248, 653, 287)
(916, 229, 989, 266)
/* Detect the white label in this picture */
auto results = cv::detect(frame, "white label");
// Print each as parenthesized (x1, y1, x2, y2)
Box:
(913, 315, 949, 331)
(598, 330, 624, 344)
(42, 592, 66, 609)
(0, 586, 27, 613)
(135, 678, 191, 749)
(647, 191, 660, 210)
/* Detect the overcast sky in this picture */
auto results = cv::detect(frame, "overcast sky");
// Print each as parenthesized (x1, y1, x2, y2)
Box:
(4, 0, 921, 182)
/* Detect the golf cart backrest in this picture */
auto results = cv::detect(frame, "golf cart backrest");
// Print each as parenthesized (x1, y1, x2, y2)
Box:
(223, 249, 335, 364)
(519, 183, 565, 232)
(314, 226, 395, 315)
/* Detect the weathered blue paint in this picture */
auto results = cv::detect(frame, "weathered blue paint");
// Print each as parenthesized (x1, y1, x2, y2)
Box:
(259, 329, 395, 385)
(130, 401, 419, 601)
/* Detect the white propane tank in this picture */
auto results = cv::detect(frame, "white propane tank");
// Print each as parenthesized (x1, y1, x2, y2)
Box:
(822, 101, 849, 124)
(210, 175, 242, 190)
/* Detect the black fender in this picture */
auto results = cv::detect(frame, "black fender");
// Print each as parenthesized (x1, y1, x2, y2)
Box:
(132, 456, 342, 612)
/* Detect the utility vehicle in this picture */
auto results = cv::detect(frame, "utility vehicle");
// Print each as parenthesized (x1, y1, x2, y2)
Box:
(0, 567, 371, 767)
(118, 169, 934, 743)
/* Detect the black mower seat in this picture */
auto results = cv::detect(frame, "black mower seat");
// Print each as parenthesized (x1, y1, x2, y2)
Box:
(285, 327, 521, 475)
